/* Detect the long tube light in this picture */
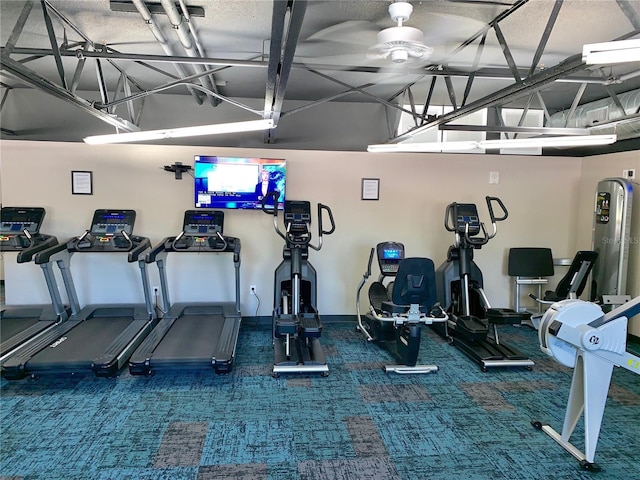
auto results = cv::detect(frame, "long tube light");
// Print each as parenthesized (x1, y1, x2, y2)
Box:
(367, 134, 617, 152)
(583, 39, 640, 65)
(367, 141, 479, 152)
(83, 119, 275, 145)
(479, 134, 617, 149)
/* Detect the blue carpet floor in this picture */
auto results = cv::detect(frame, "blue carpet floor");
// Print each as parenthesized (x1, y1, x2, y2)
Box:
(1, 321, 639, 479)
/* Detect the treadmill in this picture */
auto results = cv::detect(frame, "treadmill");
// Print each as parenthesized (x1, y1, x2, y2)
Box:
(0, 207, 68, 363)
(129, 210, 241, 376)
(2, 209, 157, 379)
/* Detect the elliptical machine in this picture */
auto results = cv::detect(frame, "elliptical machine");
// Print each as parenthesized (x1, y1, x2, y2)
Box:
(262, 192, 335, 377)
(434, 197, 534, 371)
(356, 242, 448, 374)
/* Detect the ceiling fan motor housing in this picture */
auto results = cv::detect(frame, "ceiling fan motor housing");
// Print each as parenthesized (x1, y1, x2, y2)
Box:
(389, 2, 414, 24)
(376, 26, 433, 63)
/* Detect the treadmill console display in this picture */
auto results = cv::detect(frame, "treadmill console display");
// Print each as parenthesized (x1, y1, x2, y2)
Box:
(70, 209, 147, 253)
(182, 210, 224, 236)
(0, 207, 50, 251)
(455, 204, 480, 236)
(90, 209, 136, 236)
(0, 207, 45, 234)
(170, 210, 234, 252)
(376, 241, 405, 275)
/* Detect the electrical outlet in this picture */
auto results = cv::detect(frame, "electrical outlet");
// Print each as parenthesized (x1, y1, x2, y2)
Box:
(250, 285, 257, 295)
(623, 168, 636, 180)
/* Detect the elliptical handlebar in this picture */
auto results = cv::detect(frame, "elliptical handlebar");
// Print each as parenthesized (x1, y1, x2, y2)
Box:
(444, 202, 457, 233)
(318, 203, 336, 236)
(261, 191, 288, 243)
(464, 222, 491, 246)
(309, 203, 336, 251)
(261, 190, 280, 216)
(484, 196, 508, 240)
(355, 247, 377, 342)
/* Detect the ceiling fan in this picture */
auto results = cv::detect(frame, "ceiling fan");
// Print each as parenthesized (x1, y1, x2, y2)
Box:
(368, 2, 432, 64)
(297, 1, 488, 72)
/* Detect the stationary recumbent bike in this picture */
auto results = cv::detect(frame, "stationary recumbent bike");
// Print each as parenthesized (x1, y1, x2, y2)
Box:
(356, 241, 448, 374)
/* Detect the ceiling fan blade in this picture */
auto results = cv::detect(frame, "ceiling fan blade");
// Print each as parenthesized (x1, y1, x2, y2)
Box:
(419, 12, 486, 46)
(304, 20, 379, 47)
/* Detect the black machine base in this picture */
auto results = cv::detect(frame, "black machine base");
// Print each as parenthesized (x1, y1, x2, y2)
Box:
(362, 315, 422, 368)
(272, 334, 328, 377)
(436, 309, 534, 372)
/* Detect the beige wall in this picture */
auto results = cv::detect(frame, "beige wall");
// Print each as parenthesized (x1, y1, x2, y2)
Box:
(0, 140, 636, 328)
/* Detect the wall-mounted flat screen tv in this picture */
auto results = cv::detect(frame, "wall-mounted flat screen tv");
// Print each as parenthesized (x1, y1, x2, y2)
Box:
(194, 156, 286, 210)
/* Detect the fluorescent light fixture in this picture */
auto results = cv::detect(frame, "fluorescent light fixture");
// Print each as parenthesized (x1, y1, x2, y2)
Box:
(84, 119, 275, 145)
(583, 39, 640, 65)
(367, 134, 617, 152)
(479, 134, 617, 149)
(367, 141, 479, 152)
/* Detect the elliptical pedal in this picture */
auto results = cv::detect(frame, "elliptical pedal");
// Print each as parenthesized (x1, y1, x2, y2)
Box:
(299, 315, 322, 338)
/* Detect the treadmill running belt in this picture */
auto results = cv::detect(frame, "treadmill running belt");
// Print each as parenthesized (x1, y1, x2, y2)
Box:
(151, 314, 226, 361)
(27, 316, 133, 367)
(1, 317, 42, 342)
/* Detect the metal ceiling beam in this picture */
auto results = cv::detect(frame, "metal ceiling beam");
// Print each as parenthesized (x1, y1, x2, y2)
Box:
(393, 54, 587, 142)
(41, 0, 67, 90)
(493, 23, 521, 82)
(305, 68, 423, 117)
(462, 32, 488, 107)
(528, 0, 563, 77)
(564, 82, 587, 127)
(3, 1, 33, 57)
(264, 0, 308, 143)
(3, 46, 607, 85)
(616, 0, 640, 29)
(0, 55, 139, 132)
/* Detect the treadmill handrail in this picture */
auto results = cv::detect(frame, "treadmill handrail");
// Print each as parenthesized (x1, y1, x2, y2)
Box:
(127, 237, 152, 262)
(33, 241, 69, 264)
(16, 234, 58, 263)
(145, 237, 172, 263)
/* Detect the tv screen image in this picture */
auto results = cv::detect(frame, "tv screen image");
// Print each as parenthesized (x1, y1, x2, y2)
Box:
(194, 156, 286, 210)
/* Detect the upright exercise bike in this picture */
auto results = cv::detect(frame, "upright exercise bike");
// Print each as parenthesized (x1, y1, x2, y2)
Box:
(262, 192, 335, 377)
(356, 242, 448, 374)
(434, 197, 534, 371)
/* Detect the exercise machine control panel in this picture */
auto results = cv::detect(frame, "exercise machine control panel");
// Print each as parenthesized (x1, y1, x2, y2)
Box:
(169, 210, 236, 252)
(0, 207, 48, 250)
(0, 207, 57, 261)
(182, 210, 223, 236)
(455, 204, 481, 236)
(284, 201, 311, 234)
(376, 241, 405, 276)
(68, 209, 145, 252)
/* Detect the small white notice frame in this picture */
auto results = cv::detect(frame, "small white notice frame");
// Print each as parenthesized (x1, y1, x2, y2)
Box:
(361, 178, 379, 201)
(72, 170, 93, 195)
